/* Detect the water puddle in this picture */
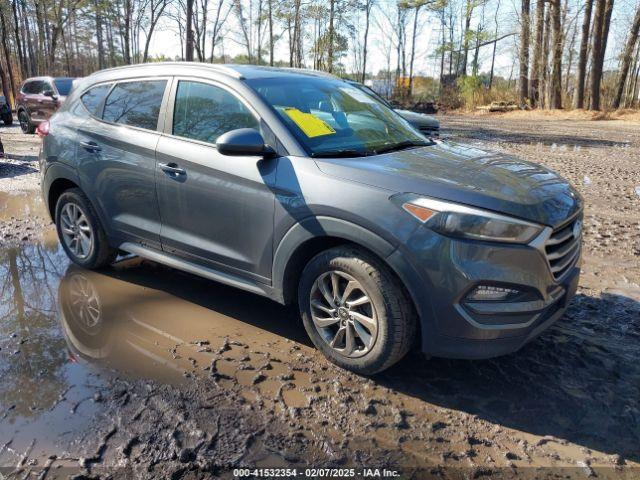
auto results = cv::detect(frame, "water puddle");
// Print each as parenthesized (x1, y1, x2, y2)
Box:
(0, 236, 319, 466)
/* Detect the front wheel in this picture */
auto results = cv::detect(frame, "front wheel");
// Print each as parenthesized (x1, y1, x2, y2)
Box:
(55, 188, 117, 269)
(298, 246, 417, 375)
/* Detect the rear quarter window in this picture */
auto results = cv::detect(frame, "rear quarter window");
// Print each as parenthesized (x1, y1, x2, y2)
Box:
(81, 84, 112, 116)
(102, 80, 167, 131)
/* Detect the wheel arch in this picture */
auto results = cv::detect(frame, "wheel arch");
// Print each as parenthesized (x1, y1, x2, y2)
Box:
(272, 217, 430, 350)
(45, 165, 82, 222)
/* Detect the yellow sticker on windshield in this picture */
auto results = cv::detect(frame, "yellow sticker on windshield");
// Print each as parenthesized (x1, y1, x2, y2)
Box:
(283, 108, 336, 138)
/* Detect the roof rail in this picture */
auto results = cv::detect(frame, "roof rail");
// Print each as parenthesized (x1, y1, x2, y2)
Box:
(90, 62, 244, 79)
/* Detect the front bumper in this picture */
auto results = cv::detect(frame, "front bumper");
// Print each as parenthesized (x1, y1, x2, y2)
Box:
(393, 224, 581, 359)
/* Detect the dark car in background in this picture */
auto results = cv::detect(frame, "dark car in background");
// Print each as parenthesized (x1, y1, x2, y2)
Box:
(0, 95, 12, 125)
(347, 81, 440, 137)
(40, 63, 582, 374)
(16, 76, 75, 133)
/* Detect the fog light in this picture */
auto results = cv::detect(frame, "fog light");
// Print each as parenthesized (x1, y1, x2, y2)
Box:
(466, 285, 521, 302)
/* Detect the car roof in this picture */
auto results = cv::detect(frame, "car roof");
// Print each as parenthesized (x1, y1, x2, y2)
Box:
(85, 62, 341, 83)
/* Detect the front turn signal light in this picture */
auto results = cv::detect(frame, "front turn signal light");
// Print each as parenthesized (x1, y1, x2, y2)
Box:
(402, 202, 436, 222)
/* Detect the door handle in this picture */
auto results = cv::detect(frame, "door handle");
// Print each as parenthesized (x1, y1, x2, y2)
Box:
(159, 162, 186, 175)
(80, 141, 101, 152)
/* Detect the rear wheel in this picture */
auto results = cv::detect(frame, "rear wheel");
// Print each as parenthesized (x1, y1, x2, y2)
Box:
(18, 110, 34, 134)
(55, 188, 117, 269)
(298, 246, 416, 375)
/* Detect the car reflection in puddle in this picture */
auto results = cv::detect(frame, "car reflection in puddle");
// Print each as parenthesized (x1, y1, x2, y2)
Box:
(58, 258, 315, 390)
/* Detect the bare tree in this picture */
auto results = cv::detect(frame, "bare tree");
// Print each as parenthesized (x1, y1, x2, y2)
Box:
(185, 0, 195, 60)
(549, 0, 562, 108)
(612, 6, 640, 109)
(530, 0, 545, 107)
(518, 0, 531, 105)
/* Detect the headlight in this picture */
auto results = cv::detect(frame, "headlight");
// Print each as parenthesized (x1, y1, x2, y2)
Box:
(397, 195, 543, 244)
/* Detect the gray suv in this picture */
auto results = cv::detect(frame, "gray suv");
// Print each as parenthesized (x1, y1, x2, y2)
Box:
(40, 63, 583, 374)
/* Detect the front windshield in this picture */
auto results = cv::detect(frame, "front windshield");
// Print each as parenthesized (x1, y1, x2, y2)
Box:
(246, 76, 429, 157)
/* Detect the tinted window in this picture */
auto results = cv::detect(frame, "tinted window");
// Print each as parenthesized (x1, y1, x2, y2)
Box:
(23, 81, 43, 94)
(103, 80, 167, 130)
(81, 84, 112, 116)
(54, 78, 74, 96)
(173, 81, 258, 144)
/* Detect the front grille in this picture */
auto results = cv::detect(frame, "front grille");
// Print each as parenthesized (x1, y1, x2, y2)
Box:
(545, 213, 582, 280)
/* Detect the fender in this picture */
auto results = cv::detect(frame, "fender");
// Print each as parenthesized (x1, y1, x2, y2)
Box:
(42, 162, 81, 220)
(272, 216, 436, 351)
(272, 216, 396, 296)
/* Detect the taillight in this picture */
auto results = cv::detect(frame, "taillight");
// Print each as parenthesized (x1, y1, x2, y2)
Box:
(36, 120, 50, 137)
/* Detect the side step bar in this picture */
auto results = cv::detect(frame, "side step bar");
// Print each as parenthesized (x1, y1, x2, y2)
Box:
(119, 242, 272, 298)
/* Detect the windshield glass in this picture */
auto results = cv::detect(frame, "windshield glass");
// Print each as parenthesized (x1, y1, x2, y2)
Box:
(246, 76, 429, 157)
(54, 78, 74, 96)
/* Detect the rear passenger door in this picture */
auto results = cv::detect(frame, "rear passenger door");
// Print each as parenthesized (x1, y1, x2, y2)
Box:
(75, 78, 170, 249)
(155, 78, 277, 282)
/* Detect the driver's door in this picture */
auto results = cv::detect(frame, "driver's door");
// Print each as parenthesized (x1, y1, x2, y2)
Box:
(156, 79, 277, 282)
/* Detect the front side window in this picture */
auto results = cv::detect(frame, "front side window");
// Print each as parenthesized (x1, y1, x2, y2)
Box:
(247, 76, 428, 157)
(81, 84, 112, 116)
(102, 80, 167, 131)
(172, 81, 258, 144)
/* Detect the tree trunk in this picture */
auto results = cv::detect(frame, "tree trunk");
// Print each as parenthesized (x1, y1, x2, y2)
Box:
(461, 0, 474, 76)
(574, 0, 594, 107)
(11, 0, 26, 78)
(612, 7, 640, 109)
(185, 0, 195, 61)
(327, 0, 335, 73)
(408, 4, 421, 96)
(549, 0, 562, 108)
(589, 0, 607, 110)
(95, 0, 105, 69)
(518, 0, 530, 105)
(268, 0, 274, 66)
(123, 0, 132, 64)
(542, 5, 551, 108)
(361, 0, 371, 83)
(530, 0, 545, 107)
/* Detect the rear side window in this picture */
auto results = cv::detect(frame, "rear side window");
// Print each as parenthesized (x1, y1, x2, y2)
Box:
(102, 80, 167, 131)
(172, 81, 258, 144)
(22, 81, 43, 94)
(81, 84, 112, 116)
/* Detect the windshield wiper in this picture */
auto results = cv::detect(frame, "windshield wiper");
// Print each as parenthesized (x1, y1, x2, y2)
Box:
(311, 149, 370, 158)
(374, 140, 432, 155)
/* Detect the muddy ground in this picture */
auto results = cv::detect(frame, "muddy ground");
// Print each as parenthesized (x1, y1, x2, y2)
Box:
(0, 116, 638, 479)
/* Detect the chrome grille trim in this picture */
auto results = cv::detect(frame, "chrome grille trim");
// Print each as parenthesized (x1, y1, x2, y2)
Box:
(544, 211, 583, 280)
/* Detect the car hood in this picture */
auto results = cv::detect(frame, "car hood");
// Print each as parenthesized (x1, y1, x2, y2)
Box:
(313, 141, 582, 228)
(395, 109, 439, 128)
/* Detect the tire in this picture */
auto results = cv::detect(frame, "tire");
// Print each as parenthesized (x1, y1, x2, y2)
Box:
(2, 113, 12, 126)
(18, 110, 35, 134)
(298, 245, 416, 375)
(55, 188, 117, 269)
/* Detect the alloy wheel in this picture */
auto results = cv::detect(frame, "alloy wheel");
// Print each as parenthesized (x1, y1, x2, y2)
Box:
(309, 270, 378, 358)
(60, 203, 94, 260)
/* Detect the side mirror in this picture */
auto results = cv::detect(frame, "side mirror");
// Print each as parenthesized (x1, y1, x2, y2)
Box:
(43, 90, 57, 99)
(216, 128, 275, 157)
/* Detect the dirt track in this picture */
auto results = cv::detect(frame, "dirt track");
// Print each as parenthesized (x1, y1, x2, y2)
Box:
(0, 115, 638, 479)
